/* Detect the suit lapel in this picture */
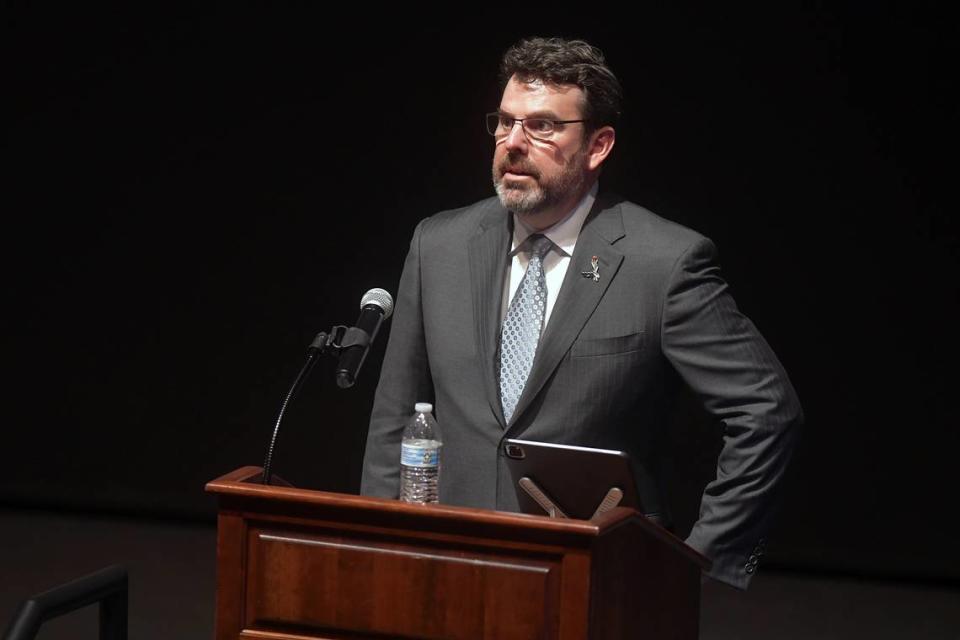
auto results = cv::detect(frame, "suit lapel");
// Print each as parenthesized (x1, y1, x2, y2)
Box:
(468, 201, 512, 428)
(505, 196, 625, 432)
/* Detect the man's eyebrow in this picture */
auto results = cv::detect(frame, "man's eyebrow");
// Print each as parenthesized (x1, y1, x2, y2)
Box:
(498, 109, 563, 119)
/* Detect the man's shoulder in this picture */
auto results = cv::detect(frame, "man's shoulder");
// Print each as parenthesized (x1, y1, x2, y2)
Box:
(423, 195, 504, 227)
(408, 196, 506, 242)
(600, 193, 710, 252)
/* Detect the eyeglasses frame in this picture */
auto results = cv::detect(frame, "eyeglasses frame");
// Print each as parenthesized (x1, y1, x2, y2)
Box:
(486, 111, 589, 141)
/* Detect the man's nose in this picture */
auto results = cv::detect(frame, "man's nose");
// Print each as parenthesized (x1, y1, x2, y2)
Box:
(503, 121, 529, 152)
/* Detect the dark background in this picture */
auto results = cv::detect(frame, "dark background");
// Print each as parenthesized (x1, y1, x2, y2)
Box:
(5, 4, 957, 586)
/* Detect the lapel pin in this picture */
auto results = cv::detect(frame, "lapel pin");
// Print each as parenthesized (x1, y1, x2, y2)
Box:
(581, 256, 600, 282)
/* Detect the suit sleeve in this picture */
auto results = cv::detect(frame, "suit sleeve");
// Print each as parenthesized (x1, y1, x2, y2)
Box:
(661, 237, 803, 590)
(360, 220, 435, 498)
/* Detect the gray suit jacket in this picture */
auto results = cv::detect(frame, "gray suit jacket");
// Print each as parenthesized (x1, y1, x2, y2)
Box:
(361, 192, 803, 589)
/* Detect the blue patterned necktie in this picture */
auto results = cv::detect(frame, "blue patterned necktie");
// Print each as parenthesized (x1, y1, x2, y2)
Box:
(499, 234, 553, 423)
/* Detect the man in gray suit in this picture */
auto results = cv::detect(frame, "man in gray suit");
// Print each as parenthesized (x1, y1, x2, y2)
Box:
(361, 37, 802, 589)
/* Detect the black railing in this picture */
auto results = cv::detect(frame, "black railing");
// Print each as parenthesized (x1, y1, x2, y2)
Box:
(2, 565, 128, 640)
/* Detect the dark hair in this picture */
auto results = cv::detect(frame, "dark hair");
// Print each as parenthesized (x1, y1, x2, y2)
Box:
(499, 37, 623, 131)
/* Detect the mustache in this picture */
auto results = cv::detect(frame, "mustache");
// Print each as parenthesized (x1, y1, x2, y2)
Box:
(496, 157, 540, 179)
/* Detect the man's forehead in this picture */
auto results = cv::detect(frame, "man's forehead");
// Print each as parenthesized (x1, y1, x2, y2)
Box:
(500, 74, 584, 115)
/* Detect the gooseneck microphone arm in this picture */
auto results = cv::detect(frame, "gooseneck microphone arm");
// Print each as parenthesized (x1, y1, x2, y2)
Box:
(261, 288, 394, 486)
(261, 329, 335, 486)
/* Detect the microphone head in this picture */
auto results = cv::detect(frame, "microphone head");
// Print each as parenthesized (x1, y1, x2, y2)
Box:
(360, 288, 394, 320)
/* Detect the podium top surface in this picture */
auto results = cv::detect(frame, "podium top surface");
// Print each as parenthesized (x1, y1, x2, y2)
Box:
(207, 466, 709, 568)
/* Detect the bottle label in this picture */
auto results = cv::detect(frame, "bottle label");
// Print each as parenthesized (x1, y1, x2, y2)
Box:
(401, 442, 440, 468)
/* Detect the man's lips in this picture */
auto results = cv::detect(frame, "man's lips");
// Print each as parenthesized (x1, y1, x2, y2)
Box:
(502, 167, 537, 179)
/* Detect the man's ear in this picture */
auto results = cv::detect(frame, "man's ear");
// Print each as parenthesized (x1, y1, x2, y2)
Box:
(586, 126, 616, 171)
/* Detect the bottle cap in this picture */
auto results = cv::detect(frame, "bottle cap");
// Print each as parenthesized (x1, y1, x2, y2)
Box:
(414, 402, 433, 414)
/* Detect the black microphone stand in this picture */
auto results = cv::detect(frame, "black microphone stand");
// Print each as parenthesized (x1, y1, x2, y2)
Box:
(261, 325, 372, 486)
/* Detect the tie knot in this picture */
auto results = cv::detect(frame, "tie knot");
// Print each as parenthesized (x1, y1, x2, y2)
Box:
(527, 234, 553, 259)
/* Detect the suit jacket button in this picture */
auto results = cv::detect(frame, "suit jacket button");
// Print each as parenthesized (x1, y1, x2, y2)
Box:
(749, 554, 759, 563)
(745, 565, 756, 574)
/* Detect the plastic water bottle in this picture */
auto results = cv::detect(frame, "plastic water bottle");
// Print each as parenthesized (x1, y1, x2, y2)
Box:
(400, 402, 442, 503)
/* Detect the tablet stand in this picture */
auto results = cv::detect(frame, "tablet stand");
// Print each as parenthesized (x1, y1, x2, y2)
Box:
(518, 476, 624, 519)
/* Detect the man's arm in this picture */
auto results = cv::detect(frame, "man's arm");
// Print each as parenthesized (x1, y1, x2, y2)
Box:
(660, 237, 803, 590)
(360, 220, 435, 498)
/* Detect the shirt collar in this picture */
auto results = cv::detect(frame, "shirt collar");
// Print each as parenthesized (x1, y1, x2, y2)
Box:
(510, 182, 598, 257)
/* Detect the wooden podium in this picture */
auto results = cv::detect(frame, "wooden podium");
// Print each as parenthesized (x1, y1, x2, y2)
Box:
(206, 467, 709, 640)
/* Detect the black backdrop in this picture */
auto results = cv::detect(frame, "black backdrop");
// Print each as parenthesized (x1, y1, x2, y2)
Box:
(5, 6, 957, 584)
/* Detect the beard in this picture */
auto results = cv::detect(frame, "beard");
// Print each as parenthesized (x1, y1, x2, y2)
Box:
(492, 148, 587, 216)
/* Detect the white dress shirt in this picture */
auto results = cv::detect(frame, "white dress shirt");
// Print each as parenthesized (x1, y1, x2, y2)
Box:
(501, 182, 598, 328)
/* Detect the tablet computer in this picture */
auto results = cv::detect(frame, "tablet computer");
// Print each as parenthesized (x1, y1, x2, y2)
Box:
(503, 438, 643, 520)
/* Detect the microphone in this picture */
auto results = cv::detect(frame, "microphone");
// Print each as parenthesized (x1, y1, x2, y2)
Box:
(262, 288, 393, 484)
(335, 288, 394, 388)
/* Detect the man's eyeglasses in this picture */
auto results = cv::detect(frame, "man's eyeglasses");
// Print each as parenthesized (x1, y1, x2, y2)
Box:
(486, 112, 588, 141)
